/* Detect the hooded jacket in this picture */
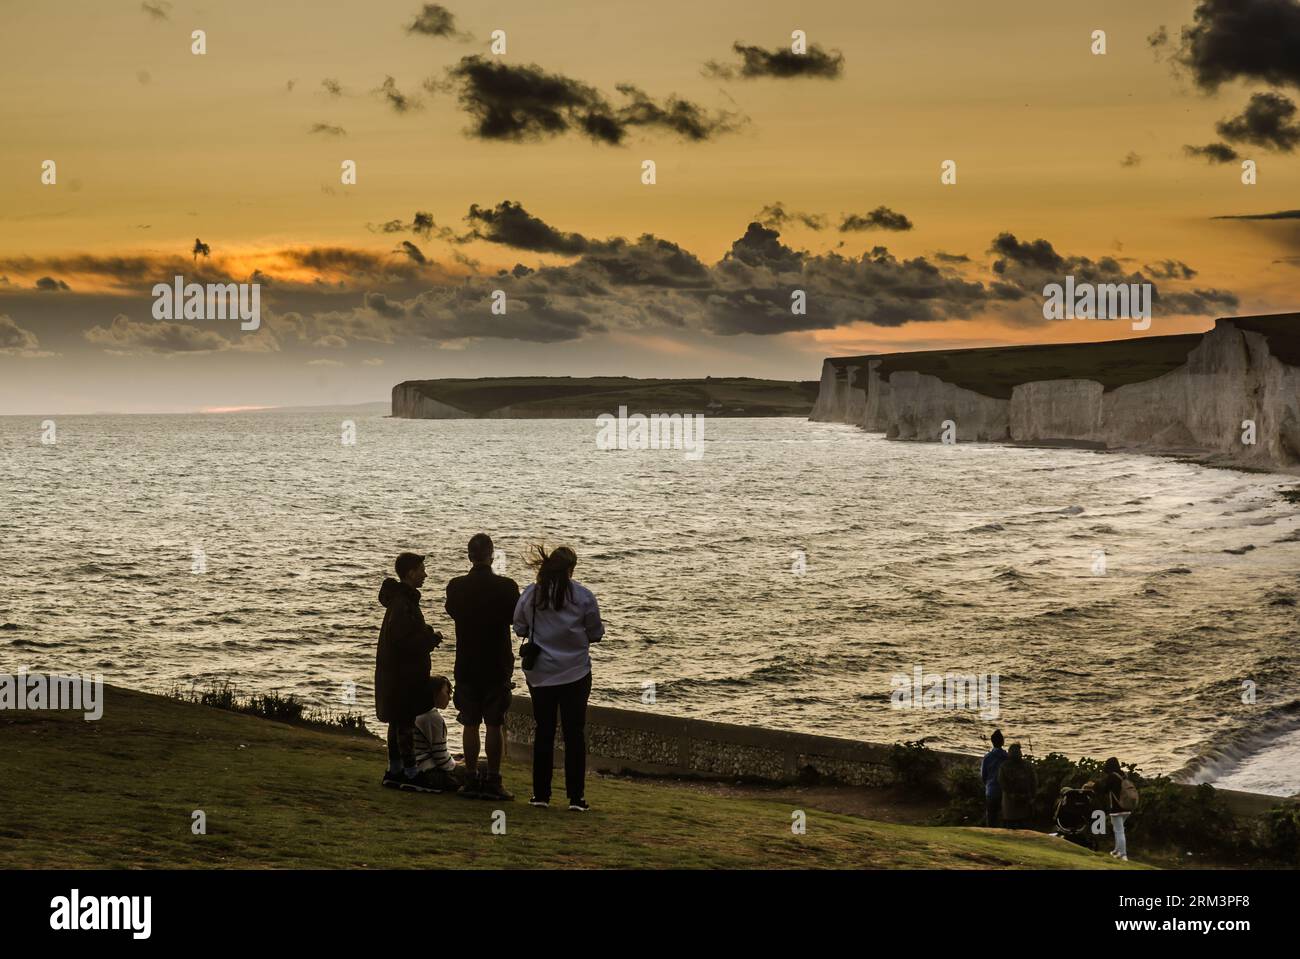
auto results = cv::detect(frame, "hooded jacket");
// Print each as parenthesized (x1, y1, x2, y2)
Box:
(998, 756, 1038, 822)
(374, 577, 441, 723)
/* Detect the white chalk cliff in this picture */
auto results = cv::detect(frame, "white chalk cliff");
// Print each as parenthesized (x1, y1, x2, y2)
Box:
(811, 318, 1300, 470)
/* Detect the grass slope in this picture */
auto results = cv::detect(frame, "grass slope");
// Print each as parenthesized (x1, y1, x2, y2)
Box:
(0, 687, 1143, 870)
(399, 376, 819, 417)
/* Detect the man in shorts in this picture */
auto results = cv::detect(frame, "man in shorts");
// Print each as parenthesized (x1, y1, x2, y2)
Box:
(445, 533, 520, 801)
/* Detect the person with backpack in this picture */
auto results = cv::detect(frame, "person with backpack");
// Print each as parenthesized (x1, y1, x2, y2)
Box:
(1093, 756, 1139, 860)
(513, 545, 604, 812)
(980, 729, 1008, 827)
(997, 742, 1038, 829)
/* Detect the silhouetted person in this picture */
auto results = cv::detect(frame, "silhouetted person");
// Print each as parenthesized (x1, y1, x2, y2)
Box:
(981, 729, 1008, 827)
(997, 742, 1037, 829)
(1092, 756, 1137, 860)
(375, 552, 443, 790)
(444, 533, 520, 802)
(514, 545, 604, 811)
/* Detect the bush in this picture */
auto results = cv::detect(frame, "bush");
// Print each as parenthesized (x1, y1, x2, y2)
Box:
(888, 739, 944, 795)
(1254, 802, 1300, 864)
(940, 764, 985, 825)
(170, 681, 370, 737)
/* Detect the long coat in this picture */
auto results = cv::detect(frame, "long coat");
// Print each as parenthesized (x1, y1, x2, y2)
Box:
(374, 578, 441, 723)
(998, 758, 1038, 822)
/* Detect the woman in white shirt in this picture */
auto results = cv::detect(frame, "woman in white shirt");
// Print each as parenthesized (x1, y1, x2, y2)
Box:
(513, 545, 604, 811)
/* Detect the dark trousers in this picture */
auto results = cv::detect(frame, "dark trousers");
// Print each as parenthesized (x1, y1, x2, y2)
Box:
(386, 722, 415, 771)
(528, 672, 592, 802)
(985, 795, 1002, 828)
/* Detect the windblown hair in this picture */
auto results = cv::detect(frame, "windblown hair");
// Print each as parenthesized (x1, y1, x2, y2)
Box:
(526, 544, 577, 611)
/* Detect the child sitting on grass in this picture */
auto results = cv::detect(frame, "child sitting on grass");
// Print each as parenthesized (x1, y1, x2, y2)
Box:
(402, 676, 462, 793)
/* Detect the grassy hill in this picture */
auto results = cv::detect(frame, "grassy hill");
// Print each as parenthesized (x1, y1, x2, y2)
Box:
(396, 376, 819, 417)
(0, 686, 1143, 870)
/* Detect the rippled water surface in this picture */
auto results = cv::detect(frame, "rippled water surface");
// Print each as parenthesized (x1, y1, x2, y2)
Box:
(2, 411, 1298, 794)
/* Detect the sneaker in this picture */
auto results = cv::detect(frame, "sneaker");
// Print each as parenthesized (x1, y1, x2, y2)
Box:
(457, 775, 483, 799)
(381, 770, 404, 790)
(400, 769, 444, 793)
(528, 796, 550, 808)
(568, 798, 590, 812)
(479, 775, 514, 802)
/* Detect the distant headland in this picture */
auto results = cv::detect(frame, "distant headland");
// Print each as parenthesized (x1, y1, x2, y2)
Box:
(391, 376, 818, 419)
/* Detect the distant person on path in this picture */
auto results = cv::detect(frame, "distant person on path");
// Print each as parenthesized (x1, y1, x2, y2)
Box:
(375, 552, 444, 790)
(997, 742, 1038, 829)
(1091, 756, 1138, 861)
(445, 533, 521, 802)
(409, 676, 463, 793)
(514, 545, 604, 812)
(981, 729, 1008, 827)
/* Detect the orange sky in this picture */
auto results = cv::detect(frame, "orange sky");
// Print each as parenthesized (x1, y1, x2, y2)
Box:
(1, 0, 1297, 412)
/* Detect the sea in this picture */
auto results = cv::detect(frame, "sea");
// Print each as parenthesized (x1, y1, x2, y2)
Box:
(2, 409, 1297, 796)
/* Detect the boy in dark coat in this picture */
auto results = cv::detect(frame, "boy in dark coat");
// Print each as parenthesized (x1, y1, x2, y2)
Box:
(376, 552, 444, 789)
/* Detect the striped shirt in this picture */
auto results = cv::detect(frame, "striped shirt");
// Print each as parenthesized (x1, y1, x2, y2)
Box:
(413, 708, 456, 773)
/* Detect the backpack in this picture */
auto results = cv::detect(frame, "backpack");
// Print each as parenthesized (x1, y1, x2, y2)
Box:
(1118, 776, 1140, 812)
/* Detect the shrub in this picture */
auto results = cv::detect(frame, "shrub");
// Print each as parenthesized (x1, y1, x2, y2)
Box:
(1254, 802, 1300, 864)
(170, 681, 370, 737)
(888, 739, 944, 795)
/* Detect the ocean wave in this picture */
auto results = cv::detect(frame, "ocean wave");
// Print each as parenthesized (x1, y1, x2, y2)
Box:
(1175, 699, 1300, 785)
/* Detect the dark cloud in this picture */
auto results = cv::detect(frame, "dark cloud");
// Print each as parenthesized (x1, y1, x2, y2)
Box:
(363, 292, 407, 318)
(613, 84, 744, 141)
(0, 314, 41, 354)
(704, 42, 845, 80)
(933, 251, 971, 264)
(1120, 151, 1142, 167)
(1144, 259, 1198, 280)
(192, 238, 211, 261)
(754, 202, 826, 231)
(397, 240, 428, 265)
(35, 276, 70, 292)
(464, 201, 602, 254)
(377, 76, 419, 113)
(989, 234, 1065, 273)
(1184, 142, 1240, 163)
(1212, 209, 1300, 219)
(1215, 92, 1300, 151)
(309, 122, 347, 137)
(406, 4, 466, 39)
(839, 207, 914, 232)
(321, 78, 343, 97)
(989, 232, 1237, 318)
(442, 56, 740, 145)
(1169, 0, 1300, 91)
(140, 1, 170, 21)
(279, 246, 430, 282)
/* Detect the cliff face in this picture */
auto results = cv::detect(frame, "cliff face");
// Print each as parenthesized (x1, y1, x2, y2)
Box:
(812, 317, 1300, 470)
(390, 384, 470, 419)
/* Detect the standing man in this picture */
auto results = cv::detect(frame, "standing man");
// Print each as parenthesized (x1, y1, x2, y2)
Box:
(375, 552, 444, 790)
(445, 533, 520, 801)
(980, 728, 1008, 828)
